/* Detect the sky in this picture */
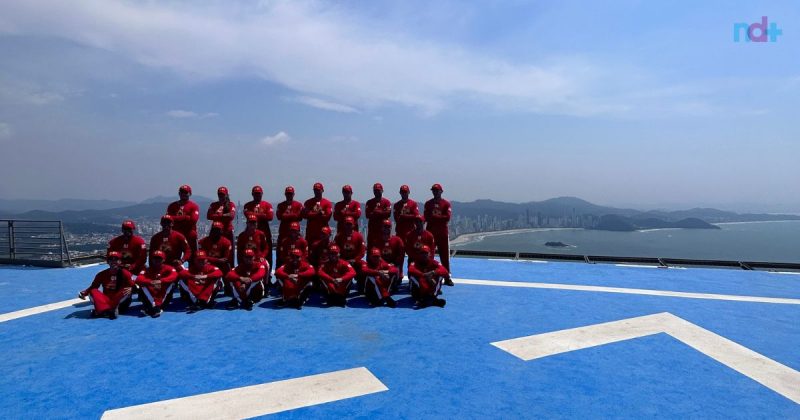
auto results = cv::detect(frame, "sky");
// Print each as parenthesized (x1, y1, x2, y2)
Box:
(0, 0, 797, 212)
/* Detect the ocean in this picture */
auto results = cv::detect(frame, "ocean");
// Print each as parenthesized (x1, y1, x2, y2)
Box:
(452, 220, 800, 263)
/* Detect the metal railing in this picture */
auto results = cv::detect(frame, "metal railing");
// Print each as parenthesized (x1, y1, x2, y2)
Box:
(0, 220, 72, 267)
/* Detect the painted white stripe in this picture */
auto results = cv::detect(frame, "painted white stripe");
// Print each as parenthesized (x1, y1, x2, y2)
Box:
(101, 367, 388, 420)
(770, 271, 800, 276)
(0, 298, 89, 323)
(491, 312, 800, 404)
(615, 264, 659, 269)
(452, 278, 800, 305)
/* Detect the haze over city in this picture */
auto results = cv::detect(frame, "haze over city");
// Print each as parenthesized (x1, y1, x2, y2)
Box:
(1, 1, 797, 212)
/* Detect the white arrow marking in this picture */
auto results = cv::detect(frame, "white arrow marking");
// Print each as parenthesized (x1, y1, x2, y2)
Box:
(491, 312, 800, 404)
(101, 367, 388, 419)
(0, 298, 88, 323)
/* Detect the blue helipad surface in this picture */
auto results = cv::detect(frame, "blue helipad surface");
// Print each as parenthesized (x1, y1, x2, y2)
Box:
(1, 257, 799, 418)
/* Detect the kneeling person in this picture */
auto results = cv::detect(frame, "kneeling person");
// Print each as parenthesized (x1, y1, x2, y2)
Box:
(361, 248, 398, 308)
(135, 250, 179, 318)
(224, 249, 267, 310)
(317, 245, 356, 307)
(408, 246, 448, 309)
(178, 251, 223, 312)
(78, 251, 134, 319)
(274, 248, 316, 309)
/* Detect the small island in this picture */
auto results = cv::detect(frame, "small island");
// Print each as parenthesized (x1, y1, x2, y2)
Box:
(545, 241, 571, 248)
(592, 214, 721, 232)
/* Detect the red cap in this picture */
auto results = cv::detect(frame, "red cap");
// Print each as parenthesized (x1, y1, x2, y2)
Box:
(107, 251, 122, 260)
(419, 245, 431, 255)
(328, 244, 340, 254)
(246, 213, 258, 222)
(217, 186, 229, 195)
(344, 216, 355, 225)
(342, 184, 352, 193)
(321, 226, 332, 235)
(373, 183, 383, 191)
(179, 184, 192, 194)
(431, 183, 443, 191)
(290, 248, 303, 257)
(211, 221, 225, 230)
(289, 221, 301, 231)
(252, 185, 263, 194)
(285, 186, 295, 194)
(313, 182, 324, 191)
(369, 247, 381, 257)
(382, 219, 392, 228)
(121, 220, 136, 230)
(160, 215, 173, 225)
(195, 250, 208, 260)
(151, 250, 166, 259)
(242, 249, 256, 258)
(400, 184, 410, 193)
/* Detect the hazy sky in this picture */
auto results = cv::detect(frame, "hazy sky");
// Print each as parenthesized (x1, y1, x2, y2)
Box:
(0, 1, 797, 212)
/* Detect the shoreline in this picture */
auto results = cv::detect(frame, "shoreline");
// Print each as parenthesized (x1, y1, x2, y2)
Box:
(450, 228, 580, 247)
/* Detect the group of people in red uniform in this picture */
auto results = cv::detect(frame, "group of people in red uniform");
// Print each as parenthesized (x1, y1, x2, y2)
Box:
(79, 182, 453, 318)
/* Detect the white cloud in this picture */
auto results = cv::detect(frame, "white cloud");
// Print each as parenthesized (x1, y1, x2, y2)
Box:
(261, 131, 290, 146)
(289, 96, 358, 113)
(0, 78, 66, 106)
(166, 110, 219, 118)
(0, 122, 11, 140)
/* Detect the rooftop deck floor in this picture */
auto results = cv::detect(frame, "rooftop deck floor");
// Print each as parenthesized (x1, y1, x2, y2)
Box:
(0, 258, 799, 418)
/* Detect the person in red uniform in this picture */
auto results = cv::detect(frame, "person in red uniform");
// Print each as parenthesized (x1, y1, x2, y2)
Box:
(334, 216, 366, 291)
(178, 250, 223, 313)
(361, 248, 399, 308)
(334, 185, 362, 232)
(224, 249, 267, 310)
(317, 245, 356, 307)
(425, 183, 454, 285)
(199, 221, 233, 275)
(393, 184, 419, 242)
(275, 186, 303, 268)
(408, 246, 448, 309)
(207, 186, 237, 257)
(135, 250, 179, 318)
(78, 251, 134, 319)
(365, 183, 392, 249)
(274, 248, 316, 309)
(108, 220, 147, 274)
(149, 215, 192, 272)
(277, 221, 308, 264)
(301, 182, 333, 243)
(309, 226, 333, 267)
(166, 184, 201, 256)
(243, 185, 274, 272)
(405, 215, 435, 273)
(237, 214, 269, 267)
(376, 219, 405, 289)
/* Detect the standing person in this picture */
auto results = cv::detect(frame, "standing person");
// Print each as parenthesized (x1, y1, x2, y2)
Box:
(404, 215, 435, 274)
(317, 245, 356, 307)
(149, 215, 192, 272)
(134, 250, 179, 318)
(408, 246, 448, 309)
(243, 185, 274, 272)
(334, 216, 366, 291)
(167, 184, 201, 256)
(361, 248, 399, 308)
(393, 185, 419, 242)
(78, 251, 134, 319)
(376, 219, 405, 289)
(223, 249, 267, 311)
(199, 222, 233, 275)
(207, 186, 237, 258)
(301, 182, 333, 243)
(275, 249, 316, 309)
(237, 214, 269, 267)
(424, 183, 453, 284)
(365, 183, 392, 249)
(178, 251, 223, 313)
(275, 186, 303, 269)
(108, 220, 147, 275)
(334, 185, 362, 232)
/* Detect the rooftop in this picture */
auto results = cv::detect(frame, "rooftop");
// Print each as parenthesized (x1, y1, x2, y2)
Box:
(1, 257, 799, 418)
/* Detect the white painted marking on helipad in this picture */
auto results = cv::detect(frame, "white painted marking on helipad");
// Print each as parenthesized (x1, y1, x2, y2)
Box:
(615, 264, 659, 269)
(101, 367, 388, 419)
(0, 298, 88, 323)
(452, 278, 800, 305)
(770, 271, 800, 276)
(492, 312, 800, 404)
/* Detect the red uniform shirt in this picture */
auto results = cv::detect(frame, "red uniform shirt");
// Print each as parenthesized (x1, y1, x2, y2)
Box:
(83, 267, 134, 296)
(376, 235, 405, 267)
(309, 238, 332, 267)
(108, 235, 147, 274)
(361, 259, 399, 278)
(149, 230, 192, 267)
(365, 197, 392, 247)
(302, 197, 333, 242)
(318, 260, 356, 296)
(275, 261, 316, 300)
(207, 201, 237, 233)
(178, 263, 223, 301)
(334, 231, 366, 262)
(166, 200, 200, 240)
(408, 259, 449, 298)
(405, 229, 436, 259)
(333, 200, 362, 232)
(243, 200, 274, 235)
(393, 199, 419, 240)
(237, 229, 269, 263)
(198, 236, 233, 268)
(135, 265, 179, 306)
(225, 263, 267, 285)
(424, 198, 452, 235)
(277, 236, 309, 262)
(276, 200, 303, 239)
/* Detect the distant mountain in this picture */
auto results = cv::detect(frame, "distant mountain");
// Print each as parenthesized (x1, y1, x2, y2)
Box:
(593, 214, 720, 232)
(0, 198, 136, 213)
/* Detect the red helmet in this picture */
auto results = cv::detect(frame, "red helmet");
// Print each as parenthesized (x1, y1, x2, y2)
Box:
(289, 222, 301, 231)
(179, 184, 192, 194)
(160, 215, 173, 225)
(217, 186, 229, 195)
(242, 249, 256, 258)
(344, 216, 355, 226)
(321, 226, 332, 235)
(252, 185, 263, 194)
(373, 183, 384, 191)
(382, 219, 392, 228)
(211, 221, 225, 230)
(151, 250, 166, 260)
(313, 182, 324, 191)
(121, 220, 136, 230)
(290, 248, 303, 257)
(107, 251, 122, 260)
(419, 245, 431, 255)
(342, 184, 353, 193)
(400, 185, 410, 193)
(327, 244, 340, 254)
(369, 247, 381, 257)
(246, 213, 258, 222)
(195, 250, 208, 260)
(285, 186, 295, 194)
(431, 183, 443, 191)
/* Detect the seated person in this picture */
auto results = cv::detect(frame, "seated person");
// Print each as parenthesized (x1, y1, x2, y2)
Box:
(134, 250, 179, 318)
(334, 216, 366, 291)
(149, 215, 192, 272)
(317, 245, 356, 307)
(407, 245, 448, 309)
(223, 249, 267, 311)
(178, 250, 223, 312)
(274, 248, 316, 309)
(78, 251, 134, 319)
(199, 221, 233, 275)
(108, 220, 147, 274)
(360, 247, 399, 308)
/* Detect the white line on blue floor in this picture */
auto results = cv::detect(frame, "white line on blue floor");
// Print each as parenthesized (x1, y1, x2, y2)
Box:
(0, 298, 89, 323)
